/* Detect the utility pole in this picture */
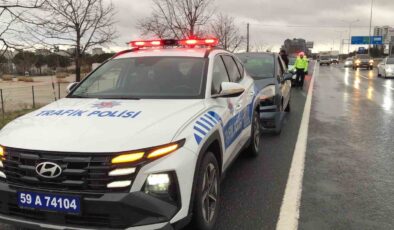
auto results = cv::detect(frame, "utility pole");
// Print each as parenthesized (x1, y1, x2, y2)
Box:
(368, 0, 374, 57)
(343, 19, 359, 54)
(246, 23, 250, 52)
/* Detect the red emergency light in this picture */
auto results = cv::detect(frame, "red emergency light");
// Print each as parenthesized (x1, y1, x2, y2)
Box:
(179, 38, 219, 47)
(129, 38, 219, 48)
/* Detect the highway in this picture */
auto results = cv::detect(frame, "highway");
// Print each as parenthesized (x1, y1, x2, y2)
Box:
(2, 63, 394, 230)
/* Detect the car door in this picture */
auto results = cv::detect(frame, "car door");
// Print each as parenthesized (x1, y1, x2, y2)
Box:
(208, 55, 241, 168)
(277, 56, 291, 109)
(221, 55, 254, 161)
(379, 58, 387, 75)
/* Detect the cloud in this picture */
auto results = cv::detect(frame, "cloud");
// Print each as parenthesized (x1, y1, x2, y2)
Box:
(108, 0, 394, 53)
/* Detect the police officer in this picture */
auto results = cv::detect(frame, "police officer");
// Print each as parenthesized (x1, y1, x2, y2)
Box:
(294, 52, 308, 88)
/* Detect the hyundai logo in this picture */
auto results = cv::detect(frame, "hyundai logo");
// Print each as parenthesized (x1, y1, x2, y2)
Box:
(35, 162, 62, 179)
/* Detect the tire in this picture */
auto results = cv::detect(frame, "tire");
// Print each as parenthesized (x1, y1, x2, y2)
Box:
(246, 109, 261, 157)
(191, 152, 220, 230)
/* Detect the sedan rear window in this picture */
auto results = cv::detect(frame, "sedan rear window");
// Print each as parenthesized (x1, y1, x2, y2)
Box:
(69, 57, 207, 99)
(236, 54, 274, 79)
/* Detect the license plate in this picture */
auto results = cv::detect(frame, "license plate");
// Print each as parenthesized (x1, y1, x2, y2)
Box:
(17, 191, 81, 214)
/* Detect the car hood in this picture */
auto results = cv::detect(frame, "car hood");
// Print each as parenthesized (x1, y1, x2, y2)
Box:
(0, 98, 205, 153)
(385, 64, 394, 69)
(254, 78, 276, 91)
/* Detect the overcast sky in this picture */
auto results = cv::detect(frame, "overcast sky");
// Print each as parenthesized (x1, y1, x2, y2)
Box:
(107, 0, 394, 53)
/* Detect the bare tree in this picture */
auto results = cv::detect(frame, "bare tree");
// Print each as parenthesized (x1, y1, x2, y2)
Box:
(138, 0, 214, 39)
(210, 13, 243, 52)
(0, 0, 46, 56)
(33, 0, 117, 81)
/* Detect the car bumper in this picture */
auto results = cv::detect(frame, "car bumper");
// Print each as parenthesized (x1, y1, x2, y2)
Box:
(355, 63, 373, 68)
(260, 106, 280, 130)
(0, 182, 179, 230)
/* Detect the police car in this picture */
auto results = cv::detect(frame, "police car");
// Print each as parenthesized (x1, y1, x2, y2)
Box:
(0, 38, 262, 230)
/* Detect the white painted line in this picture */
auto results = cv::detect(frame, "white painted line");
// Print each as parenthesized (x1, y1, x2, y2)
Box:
(275, 63, 317, 230)
(360, 75, 369, 80)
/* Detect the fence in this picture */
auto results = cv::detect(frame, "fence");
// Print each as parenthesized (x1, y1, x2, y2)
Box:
(0, 82, 69, 119)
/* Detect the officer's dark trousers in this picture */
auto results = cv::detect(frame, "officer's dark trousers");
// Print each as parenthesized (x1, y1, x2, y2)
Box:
(295, 68, 305, 87)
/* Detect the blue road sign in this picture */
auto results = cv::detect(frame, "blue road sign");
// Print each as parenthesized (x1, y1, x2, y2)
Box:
(351, 36, 383, 45)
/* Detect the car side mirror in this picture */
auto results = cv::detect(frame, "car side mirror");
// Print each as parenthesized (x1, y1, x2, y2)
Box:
(66, 82, 79, 94)
(282, 73, 293, 82)
(213, 82, 245, 98)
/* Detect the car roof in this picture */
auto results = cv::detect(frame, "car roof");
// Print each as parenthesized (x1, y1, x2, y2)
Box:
(113, 48, 228, 59)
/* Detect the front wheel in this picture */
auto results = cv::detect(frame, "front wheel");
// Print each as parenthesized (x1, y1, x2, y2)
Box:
(191, 152, 220, 230)
(246, 109, 261, 157)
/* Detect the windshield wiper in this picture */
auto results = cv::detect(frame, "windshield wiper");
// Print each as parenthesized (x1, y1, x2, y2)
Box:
(68, 95, 91, 98)
(98, 96, 141, 100)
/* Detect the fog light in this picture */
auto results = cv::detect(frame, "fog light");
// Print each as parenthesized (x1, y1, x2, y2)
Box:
(107, 180, 132, 188)
(145, 174, 170, 194)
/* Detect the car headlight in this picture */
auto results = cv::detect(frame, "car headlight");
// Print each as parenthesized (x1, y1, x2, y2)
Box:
(0, 146, 6, 180)
(386, 68, 393, 72)
(144, 172, 180, 204)
(107, 139, 185, 189)
(356, 60, 361, 64)
(369, 59, 374, 65)
(260, 85, 276, 106)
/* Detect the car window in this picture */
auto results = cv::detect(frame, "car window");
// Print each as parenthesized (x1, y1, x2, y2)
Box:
(222, 55, 242, 82)
(234, 58, 244, 79)
(277, 57, 284, 82)
(236, 54, 275, 79)
(211, 56, 230, 95)
(70, 57, 207, 99)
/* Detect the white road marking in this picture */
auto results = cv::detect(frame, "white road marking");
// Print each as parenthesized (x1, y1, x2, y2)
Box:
(275, 63, 317, 230)
(383, 85, 394, 91)
(360, 75, 369, 80)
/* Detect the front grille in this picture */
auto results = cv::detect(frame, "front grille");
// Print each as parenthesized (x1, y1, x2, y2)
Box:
(3, 148, 140, 193)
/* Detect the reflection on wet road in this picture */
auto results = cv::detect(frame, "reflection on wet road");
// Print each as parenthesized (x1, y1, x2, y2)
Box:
(299, 64, 394, 230)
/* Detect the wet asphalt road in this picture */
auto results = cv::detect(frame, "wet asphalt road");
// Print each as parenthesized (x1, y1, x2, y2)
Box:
(2, 63, 394, 230)
(299, 64, 394, 230)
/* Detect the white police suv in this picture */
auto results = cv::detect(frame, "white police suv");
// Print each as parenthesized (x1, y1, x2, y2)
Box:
(0, 38, 262, 230)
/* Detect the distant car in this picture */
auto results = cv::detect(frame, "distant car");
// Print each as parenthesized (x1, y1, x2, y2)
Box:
(237, 52, 292, 134)
(377, 57, 394, 78)
(344, 57, 353, 67)
(319, 56, 331, 66)
(353, 54, 374, 70)
(330, 56, 339, 64)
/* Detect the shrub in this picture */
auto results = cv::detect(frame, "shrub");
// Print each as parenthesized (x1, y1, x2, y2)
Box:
(17, 77, 34, 82)
(1, 75, 13, 81)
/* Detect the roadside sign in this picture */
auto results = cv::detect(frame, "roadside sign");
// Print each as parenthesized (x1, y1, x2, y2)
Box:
(351, 36, 383, 45)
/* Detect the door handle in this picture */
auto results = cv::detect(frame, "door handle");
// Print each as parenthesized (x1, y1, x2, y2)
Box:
(236, 104, 242, 111)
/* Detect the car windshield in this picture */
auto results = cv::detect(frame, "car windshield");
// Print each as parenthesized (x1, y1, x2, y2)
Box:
(357, 54, 369, 59)
(386, 58, 394, 64)
(346, 58, 353, 61)
(236, 54, 274, 79)
(69, 57, 207, 99)
(321, 56, 330, 60)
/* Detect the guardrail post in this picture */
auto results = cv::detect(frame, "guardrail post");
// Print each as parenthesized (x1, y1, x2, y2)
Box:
(32, 86, 36, 109)
(58, 82, 61, 99)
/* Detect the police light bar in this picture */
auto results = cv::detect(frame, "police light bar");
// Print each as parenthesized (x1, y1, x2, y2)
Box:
(178, 38, 219, 47)
(129, 38, 218, 48)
